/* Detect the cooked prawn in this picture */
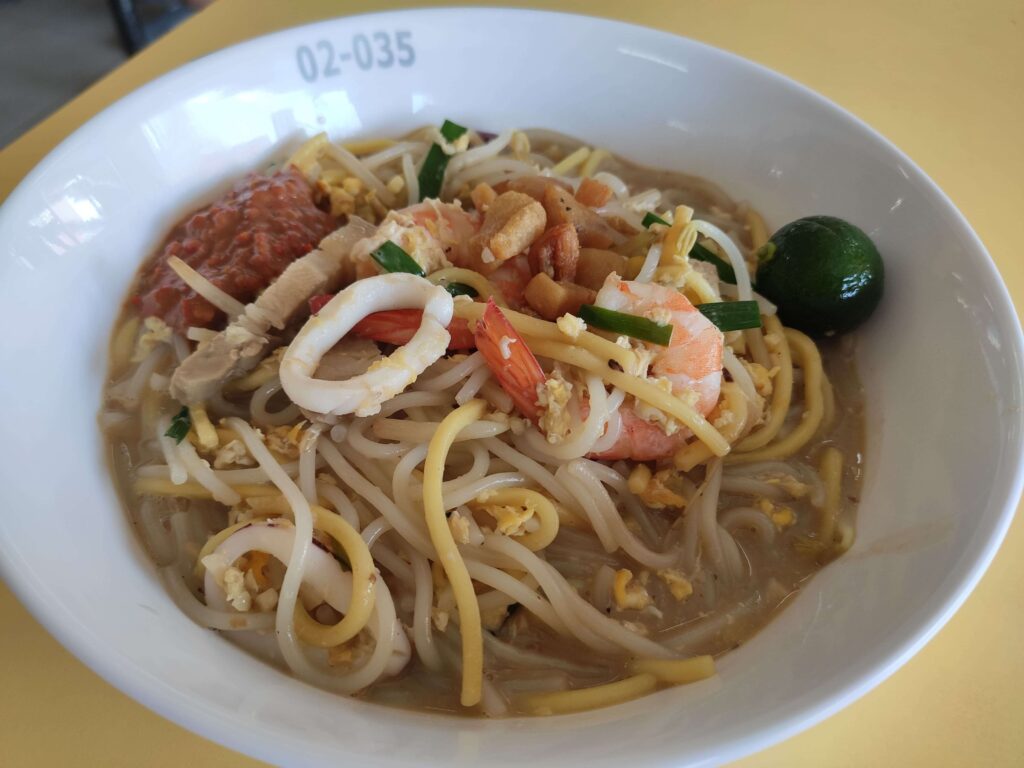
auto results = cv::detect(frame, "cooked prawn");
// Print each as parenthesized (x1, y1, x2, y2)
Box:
(595, 276, 723, 415)
(475, 277, 724, 462)
(472, 299, 546, 420)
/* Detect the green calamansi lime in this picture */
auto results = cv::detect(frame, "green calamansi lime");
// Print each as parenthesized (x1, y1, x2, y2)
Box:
(755, 215, 884, 336)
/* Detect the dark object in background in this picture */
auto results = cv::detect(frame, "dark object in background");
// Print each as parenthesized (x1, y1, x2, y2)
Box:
(108, 0, 198, 54)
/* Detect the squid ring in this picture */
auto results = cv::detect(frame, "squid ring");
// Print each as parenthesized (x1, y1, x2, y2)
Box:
(281, 273, 453, 417)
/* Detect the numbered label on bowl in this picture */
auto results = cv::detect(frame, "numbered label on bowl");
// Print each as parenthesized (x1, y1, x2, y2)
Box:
(296, 31, 415, 82)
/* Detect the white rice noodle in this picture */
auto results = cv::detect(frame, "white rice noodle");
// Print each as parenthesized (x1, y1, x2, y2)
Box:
(724, 460, 826, 508)
(564, 459, 678, 569)
(370, 539, 414, 586)
(316, 481, 361, 530)
(722, 348, 760, 407)
(298, 426, 323, 504)
(137, 498, 177, 566)
(444, 129, 514, 181)
(448, 157, 539, 192)
(635, 242, 663, 283)
(361, 141, 426, 171)
(379, 389, 451, 416)
(463, 560, 567, 634)
(346, 419, 410, 459)
(409, 548, 442, 670)
(373, 418, 506, 445)
(692, 220, 753, 301)
(137, 461, 297, 485)
(481, 437, 584, 518)
(174, 437, 240, 505)
(223, 417, 320, 681)
(594, 199, 645, 232)
(720, 506, 776, 545)
(109, 346, 166, 410)
(484, 535, 673, 658)
(416, 352, 486, 391)
(167, 256, 246, 319)
(162, 566, 275, 631)
(698, 459, 726, 572)
(317, 438, 433, 556)
(441, 472, 527, 510)
(624, 187, 662, 212)
(454, 364, 492, 405)
(251, 375, 302, 427)
(171, 333, 191, 364)
(156, 416, 189, 485)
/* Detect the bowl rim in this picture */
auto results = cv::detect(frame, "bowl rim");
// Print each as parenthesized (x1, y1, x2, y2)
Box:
(1, 6, 1022, 767)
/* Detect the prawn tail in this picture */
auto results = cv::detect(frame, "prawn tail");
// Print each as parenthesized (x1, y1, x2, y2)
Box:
(352, 309, 477, 350)
(473, 299, 546, 421)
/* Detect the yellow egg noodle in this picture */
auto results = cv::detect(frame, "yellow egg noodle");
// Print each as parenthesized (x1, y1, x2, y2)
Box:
(101, 126, 865, 716)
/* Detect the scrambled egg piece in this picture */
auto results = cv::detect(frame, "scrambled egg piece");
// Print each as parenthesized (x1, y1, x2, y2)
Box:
(647, 307, 673, 326)
(612, 569, 654, 611)
(475, 493, 536, 537)
(536, 368, 573, 445)
(745, 361, 776, 398)
(614, 335, 655, 377)
(265, 422, 306, 460)
(131, 316, 172, 362)
(213, 438, 254, 469)
(657, 569, 694, 601)
(642, 469, 688, 509)
(628, 464, 687, 508)
(712, 404, 738, 431)
(223, 566, 252, 612)
(556, 313, 586, 340)
(448, 512, 472, 545)
(758, 498, 797, 529)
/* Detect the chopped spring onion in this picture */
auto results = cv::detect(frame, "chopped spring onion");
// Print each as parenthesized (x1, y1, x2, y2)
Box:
(165, 406, 191, 444)
(417, 119, 468, 201)
(641, 212, 669, 228)
(440, 119, 468, 142)
(697, 300, 762, 332)
(444, 281, 479, 298)
(371, 241, 424, 276)
(690, 242, 737, 284)
(578, 305, 673, 346)
(417, 145, 448, 201)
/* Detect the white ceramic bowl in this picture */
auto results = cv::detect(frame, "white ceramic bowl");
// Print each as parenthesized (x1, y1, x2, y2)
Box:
(1, 8, 1021, 767)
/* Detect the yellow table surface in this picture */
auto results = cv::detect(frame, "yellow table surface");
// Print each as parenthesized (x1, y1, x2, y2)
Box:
(2, 0, 1023, 765)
